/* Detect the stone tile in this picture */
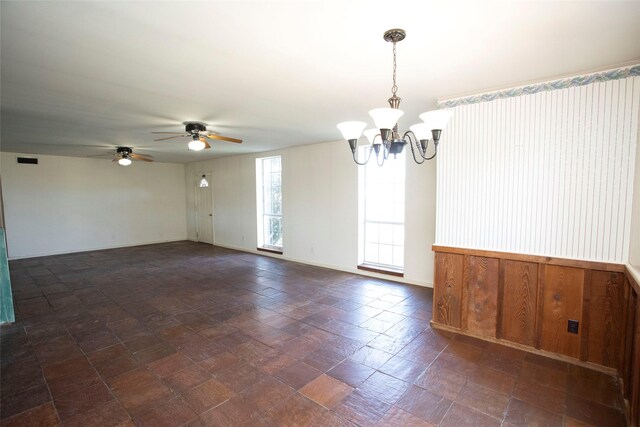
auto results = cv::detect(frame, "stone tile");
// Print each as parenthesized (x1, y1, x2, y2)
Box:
(1, 358, 47, 396)
(265, 393, 327, 427)
(164, 364, 211, 394)
(348, 345, 393, 369)
(467, 365, 517, 395)
(177, 336, 226, 362)
(333, 389, 391, 425)
(358, 371, 410, 405)
(566, 394, 627, 427)
(75, 327, 120, 353)
(310, 410, 358, 427)
(513, 377, 566, 414)
(300, 374, 352, 408)
(133, 342, 177, 364)
(415, 364, 466, 400)
(240, 376, 295, 413)
(326, 359, 375, 387)
(395, 385, 452, 424)
(455, 381, 510, 420)
(213, 362, 266, 393)
(199, 395, 264, 426)
(123, 335, 164, 353)
(87, 343, 130, 366)
(379, 355, 427, 383)
(53, 381, 114, 421)
(503, 398, 564, 427)
(303, 348, 346, 372)
(182, 378, 234, 414)
(32, 335, 84, 367)
(1, 402, 61, 427)
(518, 360, 568, 391)
(0, 383, 52, 420)
(274, 360, 323, 390)
(135, 398, 198, 427)
(148, 352, 194, 378)
(567, 365, 623, 409)
(199, 351, 243, 374)
(374, 406, 433, 426)
(93, 354, 140, 380)
(367, 334, 411, 354)
(443, 339, 485, 363)
(107, 368, 173, 416)
(63, 400, 130, 427)
(440, 402, 501, 427)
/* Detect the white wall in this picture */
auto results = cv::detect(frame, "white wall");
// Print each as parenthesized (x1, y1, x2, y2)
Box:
(185, 140, 438, 287)
(629, 107, 640, 273)
(1, 153, 187, 258)
(437, 76, 640, 263)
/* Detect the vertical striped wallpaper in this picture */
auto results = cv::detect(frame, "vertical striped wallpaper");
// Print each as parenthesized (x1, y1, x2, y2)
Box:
(436, 76, 640, 263)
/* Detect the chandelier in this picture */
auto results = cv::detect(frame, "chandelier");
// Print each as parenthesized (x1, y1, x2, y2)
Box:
(337, 29, 453, 165)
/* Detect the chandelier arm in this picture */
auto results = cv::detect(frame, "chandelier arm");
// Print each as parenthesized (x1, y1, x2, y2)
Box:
(424, 143, 438, 160)
(352, 143, 376, 165)
(404, 131, 426, 164)
(376, 145, 387, 166)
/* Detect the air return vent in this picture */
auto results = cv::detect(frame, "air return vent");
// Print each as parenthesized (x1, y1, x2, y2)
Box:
(17, 157, 38, 165)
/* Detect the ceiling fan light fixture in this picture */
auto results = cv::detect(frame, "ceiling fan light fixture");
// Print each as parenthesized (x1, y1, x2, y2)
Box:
(188, 137, 206, 151)
(118, 157, 132, 166)
(199, 175, 209, 188)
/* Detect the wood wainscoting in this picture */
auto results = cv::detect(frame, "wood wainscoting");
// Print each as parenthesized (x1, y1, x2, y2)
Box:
(432, 246, 640, 426)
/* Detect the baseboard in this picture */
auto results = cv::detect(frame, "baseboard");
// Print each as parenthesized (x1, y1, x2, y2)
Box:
(7, 238, 188, 260)
(211, 242, 433, 289)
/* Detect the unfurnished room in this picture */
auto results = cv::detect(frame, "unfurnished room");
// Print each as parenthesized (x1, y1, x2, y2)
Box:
(1, 1, 640, 426)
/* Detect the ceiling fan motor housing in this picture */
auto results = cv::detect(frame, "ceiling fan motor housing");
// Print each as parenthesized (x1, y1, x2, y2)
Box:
(116, 147, 132, 155)
(185, 122, 206, 134)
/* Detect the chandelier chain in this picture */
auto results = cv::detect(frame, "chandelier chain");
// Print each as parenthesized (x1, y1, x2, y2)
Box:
(391, 41, 398, 97)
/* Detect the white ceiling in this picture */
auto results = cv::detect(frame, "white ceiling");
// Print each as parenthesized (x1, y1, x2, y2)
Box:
(1, 1, 639, 163)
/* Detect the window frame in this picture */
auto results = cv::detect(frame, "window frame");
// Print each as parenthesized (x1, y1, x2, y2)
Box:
(358, 149, 406, 275)
(256, 155, 283, 252)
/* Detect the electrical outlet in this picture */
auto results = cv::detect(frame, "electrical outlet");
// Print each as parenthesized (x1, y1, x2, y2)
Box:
(567, 319, 579, 334)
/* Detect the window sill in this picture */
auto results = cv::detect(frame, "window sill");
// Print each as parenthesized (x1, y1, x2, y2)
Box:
(257, 247, 283, 255)
(357, 264, 404, 277)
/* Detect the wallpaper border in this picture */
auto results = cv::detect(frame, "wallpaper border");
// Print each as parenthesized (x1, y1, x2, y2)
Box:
(438, 64, 640, 109)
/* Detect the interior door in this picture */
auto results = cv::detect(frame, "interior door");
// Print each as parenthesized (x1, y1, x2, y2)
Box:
(195, 173, 214, 245)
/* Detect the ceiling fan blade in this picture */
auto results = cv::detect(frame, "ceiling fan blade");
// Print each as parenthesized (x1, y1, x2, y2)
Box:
(131, 152, 153, 158)
(112, 157, 118, 162)
(205, 134, 243, 144)
(130, 153, 153, 162)
(154, 135, 188, 141)
(151, 131, 187, 134)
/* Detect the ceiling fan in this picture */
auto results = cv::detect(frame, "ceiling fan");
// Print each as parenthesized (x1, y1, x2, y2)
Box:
(152, 122, 243, 151)
(113, 147, 153, 166)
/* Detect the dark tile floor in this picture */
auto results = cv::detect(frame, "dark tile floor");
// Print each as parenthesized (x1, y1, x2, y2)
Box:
(0, 241, 627, 426)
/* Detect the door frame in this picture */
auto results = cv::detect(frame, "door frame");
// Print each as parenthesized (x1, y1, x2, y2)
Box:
(194, 172, 214, 245)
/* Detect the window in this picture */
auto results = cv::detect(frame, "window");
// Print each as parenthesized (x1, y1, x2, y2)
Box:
(359, 150, 405, 272)
(256, 156, 282, 251)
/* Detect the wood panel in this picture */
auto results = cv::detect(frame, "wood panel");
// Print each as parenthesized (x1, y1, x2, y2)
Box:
(587, 271, 626, 369)
(540, 265, 584, 359)
(432, 245, 626, 272)
(434, 252, 464, 328)
(632, 298, 640, 427)
(500, 260, 538, 346)
(623, 282, 636, 402)
(464, 256, 499, 337)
